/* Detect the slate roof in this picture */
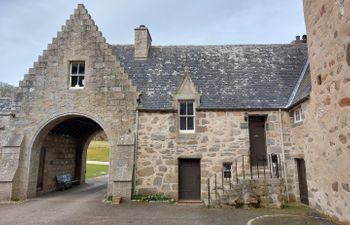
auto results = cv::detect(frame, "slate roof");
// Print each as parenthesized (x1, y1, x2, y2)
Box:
(289, 64, 311, 107)
(112, 44, 308, 110)
(0, 98, 12, 113)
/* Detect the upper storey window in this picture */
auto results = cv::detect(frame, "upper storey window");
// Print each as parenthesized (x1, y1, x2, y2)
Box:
(293, 107, 303, 123)
(70, 62, 85, 89)
(179, 101, 195, 133)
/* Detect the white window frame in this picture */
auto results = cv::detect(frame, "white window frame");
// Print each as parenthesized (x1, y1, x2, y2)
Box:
(293, 107, 303, 123)
(69, 61, 85, 89)
(179, 101, 195, 133)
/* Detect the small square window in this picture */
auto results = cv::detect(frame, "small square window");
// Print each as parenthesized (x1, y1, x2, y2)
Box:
(179, 101, 195, 133)
(70, 62, 85, 89)
(293, 107, 303, 123)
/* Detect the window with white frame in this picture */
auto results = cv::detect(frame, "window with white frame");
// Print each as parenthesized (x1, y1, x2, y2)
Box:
(293, 107, 303, 123)
(70, 62, 85, 89)
(179, 101, 195, 132)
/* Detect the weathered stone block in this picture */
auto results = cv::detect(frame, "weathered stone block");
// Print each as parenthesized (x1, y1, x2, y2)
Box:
(137, 167, 154, 177)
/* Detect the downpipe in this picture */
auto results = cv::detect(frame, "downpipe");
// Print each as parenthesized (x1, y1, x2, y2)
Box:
(132, 109, 139, 196)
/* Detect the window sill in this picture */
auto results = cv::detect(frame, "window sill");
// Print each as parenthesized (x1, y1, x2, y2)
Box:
(69, 87, 84, 90)
(179, 130, 195, 134)
(292, 120, 303, 127)
(178, 131, 197, 139)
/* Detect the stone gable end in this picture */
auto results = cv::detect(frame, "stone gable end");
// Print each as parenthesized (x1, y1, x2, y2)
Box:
(6, 4, 138, 200)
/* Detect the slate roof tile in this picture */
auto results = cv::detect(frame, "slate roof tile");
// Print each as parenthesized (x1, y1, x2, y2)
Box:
(112, 44, 308, 110)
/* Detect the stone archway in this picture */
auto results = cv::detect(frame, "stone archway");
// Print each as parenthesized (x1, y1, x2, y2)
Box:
(27, 114, 111, 196)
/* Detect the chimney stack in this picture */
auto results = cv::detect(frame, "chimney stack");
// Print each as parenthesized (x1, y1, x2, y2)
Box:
(292, 35, 307, 44)
(134, 25, 152, 59)
(302, 35, 307, 42)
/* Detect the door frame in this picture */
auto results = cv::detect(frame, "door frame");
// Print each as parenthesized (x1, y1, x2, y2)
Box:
(296, 158, 309, 205)
(248, 115, 268, 166)
(178, 158, 201, 201)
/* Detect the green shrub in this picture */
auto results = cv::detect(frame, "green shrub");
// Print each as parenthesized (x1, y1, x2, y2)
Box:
(131, 194, 175, 203)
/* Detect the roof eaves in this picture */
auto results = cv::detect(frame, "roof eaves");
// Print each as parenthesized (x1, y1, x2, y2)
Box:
(287, 96, 310, 110)
(285, 60, 309, 108)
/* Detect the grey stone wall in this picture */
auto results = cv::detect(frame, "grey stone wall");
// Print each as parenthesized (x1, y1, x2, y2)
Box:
(39, 135, 77, 193)
(282, 101, 310, 202)
(303, 0, 350, 223)
(0, 115, 11, 147)
(216, 178, 286, 208)
(0, 114, 21, 201)
(136, 110, 286, 200)
(4, 4, 138, 200)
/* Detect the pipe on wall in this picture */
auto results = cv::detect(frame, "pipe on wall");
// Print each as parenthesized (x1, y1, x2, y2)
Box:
(132, 109, 139, 196)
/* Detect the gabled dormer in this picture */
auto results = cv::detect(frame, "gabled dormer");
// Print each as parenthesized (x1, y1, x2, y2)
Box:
(172, 67, 201, 133)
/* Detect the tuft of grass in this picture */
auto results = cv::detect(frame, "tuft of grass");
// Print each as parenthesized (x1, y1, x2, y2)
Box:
(131, 194, 175, 203)
(86, 164, 109, 179)
(12, 196, 21, 202)
(87, 141, 110, 162)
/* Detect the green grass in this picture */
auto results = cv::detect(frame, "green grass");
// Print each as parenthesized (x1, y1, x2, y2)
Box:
(86, 164, 109, 179)
(87, 141, 110, 162)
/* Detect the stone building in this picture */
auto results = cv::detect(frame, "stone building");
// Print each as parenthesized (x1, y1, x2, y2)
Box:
(0, 2, 348, 224)
(301, 0, 350, 223)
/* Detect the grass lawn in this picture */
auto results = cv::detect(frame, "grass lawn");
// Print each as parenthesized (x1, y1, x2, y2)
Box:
(86, 164, 109, 179)
(87, 141, 109, 162)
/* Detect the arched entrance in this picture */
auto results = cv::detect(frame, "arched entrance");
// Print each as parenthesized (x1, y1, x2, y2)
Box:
(29, 115, 110, 195)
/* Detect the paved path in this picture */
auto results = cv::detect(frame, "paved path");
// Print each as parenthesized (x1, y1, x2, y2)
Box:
(86, 160, 109, 165)
(0, 176, 338, 225)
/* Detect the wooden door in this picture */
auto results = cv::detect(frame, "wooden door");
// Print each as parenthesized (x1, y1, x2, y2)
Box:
(249, 116, 267, 166)
(178, 159, 201, 201)
(37, 147, 46, 191)
(297, 159, 309, 205)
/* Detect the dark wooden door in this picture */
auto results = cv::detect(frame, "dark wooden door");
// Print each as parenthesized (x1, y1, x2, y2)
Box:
(297, 159, 309, 205)
(249, 117, 267, 166)
(37, 147, 46, 191)
(179, 159, 201, 201)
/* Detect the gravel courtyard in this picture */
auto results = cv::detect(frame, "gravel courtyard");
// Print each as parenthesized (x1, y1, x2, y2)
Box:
(0, 176, 338, 225)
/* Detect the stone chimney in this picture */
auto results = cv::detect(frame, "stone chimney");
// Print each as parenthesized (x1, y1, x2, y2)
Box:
(292, 35, 307, 44)
(134, 25, 152, 59)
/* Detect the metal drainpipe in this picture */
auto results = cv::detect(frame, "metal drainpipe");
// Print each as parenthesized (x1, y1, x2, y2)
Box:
(132, 109, 139, 196)
(279, 109, 289, 201)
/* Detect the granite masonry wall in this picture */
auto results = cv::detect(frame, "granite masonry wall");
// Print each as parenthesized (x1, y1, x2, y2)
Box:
(39, 135, 77, 193)
(282, 101, 310, 202)
(136, 110, 287, 200)
(0, 114, 14, 201)
(303, 0, 350, 222)
(0, 115, 11, 147)
(2, 4, 138, 200)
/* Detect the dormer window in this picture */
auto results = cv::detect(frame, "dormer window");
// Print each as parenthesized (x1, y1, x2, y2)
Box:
(179, 101, 195, 133)
(70, 62, 85, 89)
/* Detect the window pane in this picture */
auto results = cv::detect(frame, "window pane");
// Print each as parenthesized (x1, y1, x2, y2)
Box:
(187, 102, 194, 115)
(78, 76, 85, 87)
(180, 117, 186, 130)
(78, 63, 85, 74)
(71, 76, 78, 87)
(180, 103, 186, 115)
(71, 63, 78, 74)
(187, 116, 194, 130)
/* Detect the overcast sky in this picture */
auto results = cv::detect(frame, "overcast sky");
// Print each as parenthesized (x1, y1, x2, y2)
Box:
(0, 0, 306, 86)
